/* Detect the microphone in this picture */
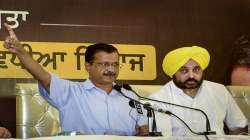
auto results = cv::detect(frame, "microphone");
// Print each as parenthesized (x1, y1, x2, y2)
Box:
(113, 84, 143, 114)
(114, 84, 162, 136)
(129, 101, 205, 136)
(129, 100, 172, 115)
(128, 97, 143, 114)
(113, 84, 122, 92)
(113, 84, 133, 100)
(122, 83, 216, 135)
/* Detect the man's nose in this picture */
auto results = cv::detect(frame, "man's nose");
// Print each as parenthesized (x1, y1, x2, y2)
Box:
(187, 71, 195, 78)
(106, 65, 116, 71)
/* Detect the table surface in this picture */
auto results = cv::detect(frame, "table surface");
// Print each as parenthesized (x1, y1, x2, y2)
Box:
(7, 135, 250, 140)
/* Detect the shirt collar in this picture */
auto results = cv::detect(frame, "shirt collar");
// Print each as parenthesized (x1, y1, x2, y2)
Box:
(83, 79, 96, 90)
(83, 79, 119, 95)
(170, 80, 204, 98)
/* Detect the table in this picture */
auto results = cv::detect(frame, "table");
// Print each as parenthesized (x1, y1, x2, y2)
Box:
(6, 135, 250, 140)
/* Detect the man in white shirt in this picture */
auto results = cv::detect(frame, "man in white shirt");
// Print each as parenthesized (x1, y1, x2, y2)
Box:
(3, 23, 148, 136)
(149, 46, 248, 136)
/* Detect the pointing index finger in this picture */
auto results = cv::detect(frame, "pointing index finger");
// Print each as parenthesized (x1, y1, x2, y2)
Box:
(4, 23, 18, 39)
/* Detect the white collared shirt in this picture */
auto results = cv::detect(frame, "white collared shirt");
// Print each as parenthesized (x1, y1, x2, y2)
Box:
(39, 74, 147, 135)
(149, 80, 248, 136)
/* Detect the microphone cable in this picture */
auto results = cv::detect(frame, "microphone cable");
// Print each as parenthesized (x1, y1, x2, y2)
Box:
(115, 84, 210, 139)
(122, 83, 215, 137)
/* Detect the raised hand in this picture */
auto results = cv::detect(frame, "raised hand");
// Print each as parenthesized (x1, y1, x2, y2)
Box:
(3, 23, 23, 53)
(3, 23, 51, 90)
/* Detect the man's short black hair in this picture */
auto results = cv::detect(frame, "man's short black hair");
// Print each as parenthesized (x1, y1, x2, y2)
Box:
(85, 43, 119, 63)
(225, 35, 250, 84)
(232, 35, 250, 67)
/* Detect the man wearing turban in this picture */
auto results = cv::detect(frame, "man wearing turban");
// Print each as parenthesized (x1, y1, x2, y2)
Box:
(149, 46, 248, 136)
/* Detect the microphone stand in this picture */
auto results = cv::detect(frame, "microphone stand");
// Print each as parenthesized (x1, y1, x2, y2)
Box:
(143, 103, 163, 136)
(130, 99, 210, 137)
(114, 85, 162, 136)
(122, 84, 216, 135)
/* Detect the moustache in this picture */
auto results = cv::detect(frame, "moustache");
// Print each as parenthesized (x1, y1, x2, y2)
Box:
(103, 71, 116, 76)
(184, 78, 198, 83)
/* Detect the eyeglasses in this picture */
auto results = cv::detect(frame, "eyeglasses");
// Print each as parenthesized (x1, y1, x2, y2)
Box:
(91, 61, 122, 69)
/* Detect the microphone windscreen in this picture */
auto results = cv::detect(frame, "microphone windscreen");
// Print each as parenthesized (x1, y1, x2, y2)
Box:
(113, 84, 121, 92)
(129, 100, 136, 108)
(129, 100, 143, 114)
(122, 83, 133, 91)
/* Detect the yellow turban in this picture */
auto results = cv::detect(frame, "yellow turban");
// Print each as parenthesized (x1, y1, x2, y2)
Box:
(162, 46, 210, 78)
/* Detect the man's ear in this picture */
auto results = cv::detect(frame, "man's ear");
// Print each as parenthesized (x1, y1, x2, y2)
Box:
(85, 62, 91, 72)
